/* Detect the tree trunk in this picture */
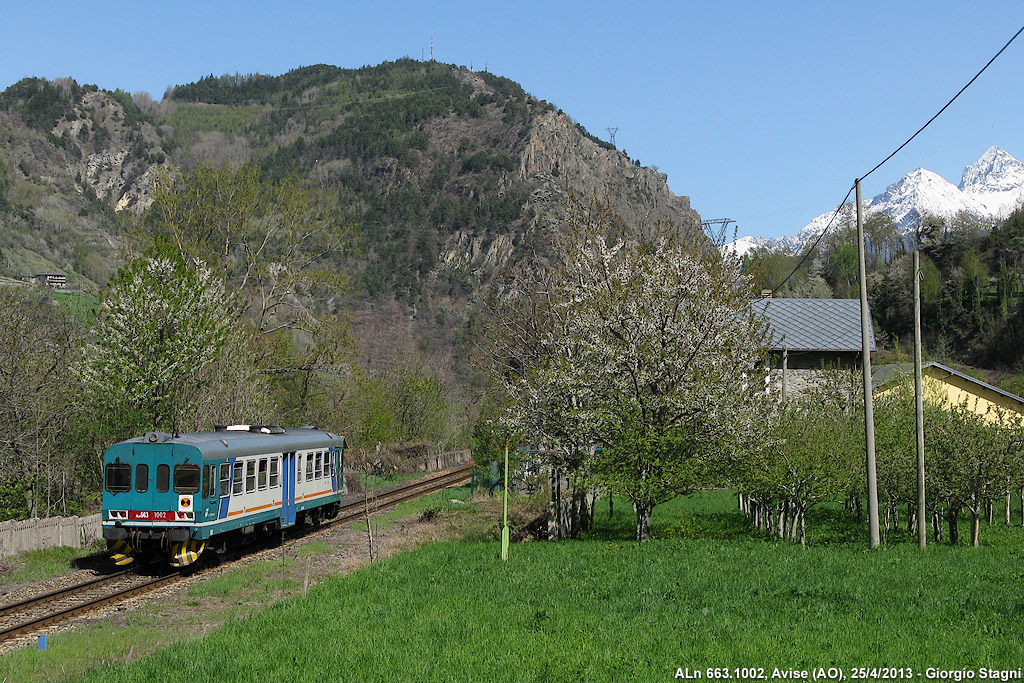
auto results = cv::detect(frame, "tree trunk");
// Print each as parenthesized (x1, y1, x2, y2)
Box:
(800, 504, 807, 547)
(547, 468, 564, 541)
(1006, 490, 1012, 526)
(932, 509, 942, 543)
(946, 506, 959, 545)
(634, 501, 652, 543)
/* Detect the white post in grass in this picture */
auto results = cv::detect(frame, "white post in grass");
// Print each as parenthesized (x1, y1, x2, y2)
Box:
(501, 438, 510, 560)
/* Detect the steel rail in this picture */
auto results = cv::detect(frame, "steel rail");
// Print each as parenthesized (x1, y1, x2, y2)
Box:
(334, 468, 472, 525)
(0, 573, 182, 642)
(0, 571, 133, 620)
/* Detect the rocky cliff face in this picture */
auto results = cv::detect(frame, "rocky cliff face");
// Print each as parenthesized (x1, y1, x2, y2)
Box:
(48, 89, 167, 213)
(434, 109, 702, 281)
(521, 110, 699, 231)
(0, 63, 704, 372)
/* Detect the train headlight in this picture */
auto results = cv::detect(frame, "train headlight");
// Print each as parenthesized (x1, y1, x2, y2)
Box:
(109, 510, 128, 520)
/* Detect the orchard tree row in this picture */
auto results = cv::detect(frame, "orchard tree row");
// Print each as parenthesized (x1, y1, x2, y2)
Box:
(481, 200, 1024, 546)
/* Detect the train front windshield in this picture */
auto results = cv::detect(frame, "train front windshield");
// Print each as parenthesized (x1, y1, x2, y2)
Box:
(105, 462, 131, 492)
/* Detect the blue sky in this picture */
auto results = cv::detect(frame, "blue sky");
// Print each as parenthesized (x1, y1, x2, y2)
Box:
(2, 1, 1023, 239)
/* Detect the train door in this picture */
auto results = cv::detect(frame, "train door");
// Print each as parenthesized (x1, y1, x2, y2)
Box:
(135, 446, 169, 522)
(218, 458, 235, 520)
(282, 452, 296, 526)
(330, 446, 339, 493)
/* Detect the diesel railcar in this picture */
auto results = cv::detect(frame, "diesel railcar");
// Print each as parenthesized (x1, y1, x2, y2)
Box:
(101, 425, 345, 567)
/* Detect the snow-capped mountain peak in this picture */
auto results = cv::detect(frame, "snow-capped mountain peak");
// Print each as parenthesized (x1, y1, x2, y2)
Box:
(959, 146, 1024, 194)
(725, 147, 1024, 257)
(868, 167, 984, 229)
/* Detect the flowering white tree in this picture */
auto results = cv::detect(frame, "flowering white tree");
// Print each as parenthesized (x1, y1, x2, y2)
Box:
(491, 202, 773, 542)
(82, 242, 231, 435)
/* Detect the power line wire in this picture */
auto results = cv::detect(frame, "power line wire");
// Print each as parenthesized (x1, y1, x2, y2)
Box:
(770, 184, 854, 293)
(860, 23, 1024, 184)
(770, 22, 1024, 294)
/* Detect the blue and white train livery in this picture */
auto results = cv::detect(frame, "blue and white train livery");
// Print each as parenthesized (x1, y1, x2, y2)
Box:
(102, 425, 345, 567)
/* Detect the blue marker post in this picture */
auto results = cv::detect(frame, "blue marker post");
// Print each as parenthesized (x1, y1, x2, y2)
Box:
(37, 634, 47, 650)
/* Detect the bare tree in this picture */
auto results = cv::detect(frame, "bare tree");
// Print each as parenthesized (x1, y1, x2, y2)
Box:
(0, 287, 82, 518)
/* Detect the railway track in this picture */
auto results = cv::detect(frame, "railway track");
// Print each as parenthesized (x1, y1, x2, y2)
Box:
(0, 461, 474, 645)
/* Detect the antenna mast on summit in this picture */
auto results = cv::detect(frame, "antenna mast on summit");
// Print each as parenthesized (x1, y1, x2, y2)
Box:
(606, 127, 619, 148)
(430, 37, 434, 61)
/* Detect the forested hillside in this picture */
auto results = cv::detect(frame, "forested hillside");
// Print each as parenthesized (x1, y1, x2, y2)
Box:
(0, 59, 701, 519)
(0, 59, 699, 362)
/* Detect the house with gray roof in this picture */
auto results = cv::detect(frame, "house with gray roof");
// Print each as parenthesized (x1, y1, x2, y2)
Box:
(751, 297, 875, 399)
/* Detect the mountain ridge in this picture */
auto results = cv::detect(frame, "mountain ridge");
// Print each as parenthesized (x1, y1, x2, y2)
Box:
(0, 60, 701, 373)
(728, 146, 1024, 257)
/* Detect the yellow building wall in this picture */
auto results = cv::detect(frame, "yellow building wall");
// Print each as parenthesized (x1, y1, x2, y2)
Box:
(877, 368, 1024, 427)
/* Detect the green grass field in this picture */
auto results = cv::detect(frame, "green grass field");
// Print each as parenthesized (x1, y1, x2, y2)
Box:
(54, 491, 1024, 682)
(0, 545, 96, 586)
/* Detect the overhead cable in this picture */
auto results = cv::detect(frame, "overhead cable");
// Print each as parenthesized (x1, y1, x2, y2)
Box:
(770, 22, 1024, 294)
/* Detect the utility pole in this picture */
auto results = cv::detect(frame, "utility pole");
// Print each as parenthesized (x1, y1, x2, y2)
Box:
(855, 178, 881, 549)
(914, 249, 927, 549)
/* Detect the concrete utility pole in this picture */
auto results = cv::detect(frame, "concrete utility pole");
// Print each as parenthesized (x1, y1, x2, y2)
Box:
(855, 178, 881, 549)
(914, 249, 927, 549)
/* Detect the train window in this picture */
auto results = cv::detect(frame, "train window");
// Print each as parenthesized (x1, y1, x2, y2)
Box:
(327, 451, 334, 478)
(269, 458, 280, 488)
(305, 454, 313, 481)
(156, 464, 170, 493)
(258, 458, 268, 490)
(203, 464, 215, 498)
(315, 452, 323, 479)
(105, 462, 131, 493)
(296, 456, 302, 483)
(135, 464, 149, 493)
(174, 464, 200, 494)
(220, 463, 231, 497)
(246, 460, 256, 493)
(232, 462, 243, 495)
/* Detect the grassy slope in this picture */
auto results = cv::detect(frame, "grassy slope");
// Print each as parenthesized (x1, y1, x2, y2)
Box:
(63, 492, 1024, 682)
